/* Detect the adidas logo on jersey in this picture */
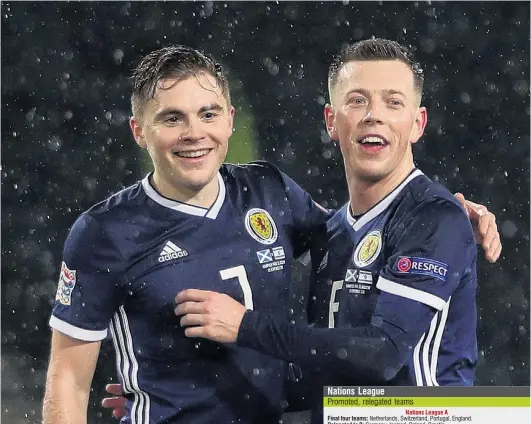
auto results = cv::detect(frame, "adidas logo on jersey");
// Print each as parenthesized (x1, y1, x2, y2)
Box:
(158, 241, 188, 263)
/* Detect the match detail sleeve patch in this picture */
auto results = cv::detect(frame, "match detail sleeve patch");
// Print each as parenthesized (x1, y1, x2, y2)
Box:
(55, 261, 77, 306)
(395, 256, 449, 282)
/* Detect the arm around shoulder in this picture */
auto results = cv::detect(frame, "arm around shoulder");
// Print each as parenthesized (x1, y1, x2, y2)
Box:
(42, 330, 102, 424)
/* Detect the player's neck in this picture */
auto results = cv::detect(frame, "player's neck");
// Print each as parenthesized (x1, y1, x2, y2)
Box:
(151, 173, 220, 209)
(347, 161, 415, 216)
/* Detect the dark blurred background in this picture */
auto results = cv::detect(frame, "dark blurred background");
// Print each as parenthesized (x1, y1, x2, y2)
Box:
(2, 2, 529, 423)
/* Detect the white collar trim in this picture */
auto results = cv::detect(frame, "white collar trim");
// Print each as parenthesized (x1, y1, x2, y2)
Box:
(141, 172, 225, 219)
(346, 169, 424, 231)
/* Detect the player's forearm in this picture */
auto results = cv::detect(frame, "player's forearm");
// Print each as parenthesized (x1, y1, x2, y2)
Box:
(237, 310, 402, 383)
(43, 389, 87, 424)
(42, 401, 84, 424)
(42, 331, 101, 424)
(42, 373, 88, 424)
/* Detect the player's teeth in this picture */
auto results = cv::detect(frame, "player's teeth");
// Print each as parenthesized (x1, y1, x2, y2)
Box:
(177, 150, 209, 158)
(361, 137, 385, 144)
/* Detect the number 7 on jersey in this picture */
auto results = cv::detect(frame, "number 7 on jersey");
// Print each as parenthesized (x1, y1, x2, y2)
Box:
(220, 265, 254, 310)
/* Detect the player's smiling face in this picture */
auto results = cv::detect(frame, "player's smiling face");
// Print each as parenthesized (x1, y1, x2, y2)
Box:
(325, 60, 427, 183)
(131, 73, 234, 201)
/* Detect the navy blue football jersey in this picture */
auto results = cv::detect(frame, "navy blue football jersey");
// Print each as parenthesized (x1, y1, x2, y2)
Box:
(49, 161, 329, 424)
(237, 169, 478, 420)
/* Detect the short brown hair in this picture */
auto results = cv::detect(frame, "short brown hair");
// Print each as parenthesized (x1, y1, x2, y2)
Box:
(131, 45, 231, 118)
(328, 38, 424, 98)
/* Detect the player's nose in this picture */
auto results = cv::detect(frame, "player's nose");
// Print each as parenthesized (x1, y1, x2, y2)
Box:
(180, 118, 206, 142)
(362, 103, 384, 125)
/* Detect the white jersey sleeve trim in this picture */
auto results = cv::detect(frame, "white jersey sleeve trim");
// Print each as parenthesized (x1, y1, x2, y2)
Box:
(49, 315, 108, 341)
(376, 276, 446, 311)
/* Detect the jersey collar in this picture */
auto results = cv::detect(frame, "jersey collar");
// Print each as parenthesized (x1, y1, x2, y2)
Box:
(346, 169, 424, 231)
(141, 172, 226, 219)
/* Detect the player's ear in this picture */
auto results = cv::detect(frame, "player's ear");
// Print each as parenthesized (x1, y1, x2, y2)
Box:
(410, 106, 427, 145)
(324, 104, 339, 141)
(228, 105, 235, 132)
(130, 116, 147, 148)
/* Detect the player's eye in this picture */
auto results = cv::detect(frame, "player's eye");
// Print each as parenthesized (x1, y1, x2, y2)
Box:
(165, 116, 182, 124)
(388, 99, 403, 108)
(347, 97, 366, 106)
(202, 111, 218, 121)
